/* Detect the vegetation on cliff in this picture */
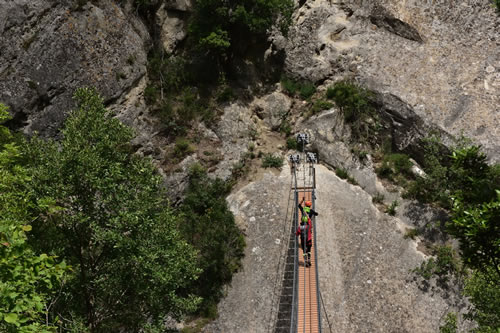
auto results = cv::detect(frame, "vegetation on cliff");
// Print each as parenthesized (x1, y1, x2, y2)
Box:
(323, 82, 499, 331)
(0, 88, 245, 332)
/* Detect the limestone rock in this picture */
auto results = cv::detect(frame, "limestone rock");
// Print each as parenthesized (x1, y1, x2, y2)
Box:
(212, 102, 255, 180)
(283, 0, 500, 160)
(251, 91, 292, 130)
(206, 163, 472, 332)
(0, 0, 150, 137)
(156, 3, 187, 54)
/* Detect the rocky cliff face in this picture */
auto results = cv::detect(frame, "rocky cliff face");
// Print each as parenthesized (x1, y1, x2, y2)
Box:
(0, 0, 498, 332)
(0, 0, 149, 136)
(282, 0, 499, 160)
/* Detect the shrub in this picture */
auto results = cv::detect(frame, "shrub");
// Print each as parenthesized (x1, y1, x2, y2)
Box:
(326, 81, 372, 122)
(280, 120, 292, 136)
(173, 138, 194, 158)
(216, 85, 234, 103)
(463, 268, 500, 331)
(405, 137, 500, 208)
(493, 0, 500, 11)
(281, 76, 299, 96)
(336, 167, 357, 185)
(439, 313, 457, 333)
(144, 84, 157, 105)
(376, 153, 412, 180)
(280, 77, 316, 100)
(299, 82, 316, 100)
(413, 245, 462, 285)
(404, 228, 420, 240)
(335, 167, 349, 179)
(311, 99, 333, 114)
(189, 0, 294, 59)
(386, 200, 398, 216)
(262, 154, 284, 168)
(286, 137, 298, 150)
(180, 165, 245, 314)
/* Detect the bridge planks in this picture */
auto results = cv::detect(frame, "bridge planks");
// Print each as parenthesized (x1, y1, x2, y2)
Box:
(296, 190, 320, 333)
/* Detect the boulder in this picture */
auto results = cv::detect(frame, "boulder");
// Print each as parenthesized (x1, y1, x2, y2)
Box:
(251, 91, 292, 130)
(156, 3, 187, 54)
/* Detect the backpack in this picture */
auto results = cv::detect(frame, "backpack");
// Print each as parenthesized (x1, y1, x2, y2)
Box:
(299, 222, 308, 244)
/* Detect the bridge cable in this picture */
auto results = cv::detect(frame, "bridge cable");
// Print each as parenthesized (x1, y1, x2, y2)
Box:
(319, 290, 333, 333)
(268, 171, 296, 333)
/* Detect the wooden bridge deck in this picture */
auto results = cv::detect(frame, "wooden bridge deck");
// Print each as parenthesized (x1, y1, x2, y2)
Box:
(296, 190, 320, 333)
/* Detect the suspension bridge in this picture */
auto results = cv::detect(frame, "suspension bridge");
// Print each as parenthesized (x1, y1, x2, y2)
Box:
(272, 134, 329, 333)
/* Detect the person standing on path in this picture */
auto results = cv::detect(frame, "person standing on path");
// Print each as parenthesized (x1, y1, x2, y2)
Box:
(296, 215, 313, 267)
(298, 197, 319, 220)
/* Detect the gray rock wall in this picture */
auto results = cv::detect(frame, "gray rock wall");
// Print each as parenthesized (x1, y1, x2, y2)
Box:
(283, 0, 500, 160)
(0, 0, 149, 136)
(207, 164, 470, 332)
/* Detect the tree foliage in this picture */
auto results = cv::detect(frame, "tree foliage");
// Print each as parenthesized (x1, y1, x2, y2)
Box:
(449, 192, 500, 279)
(0, 104, 67, 332)
(326, 81, 373, 123)
(179, 164, 245, 313)
(25, 88, 201, 331)
(463, 268, 500, 332)
(189, 0, 294, 58)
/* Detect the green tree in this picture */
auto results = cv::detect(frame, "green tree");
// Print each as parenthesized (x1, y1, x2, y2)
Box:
(463, 268, 500, 332)
(326, 81, 373, 123)
(448, 192, 500, 279)
(180, 164, 245, 313)
(0, 104, 67, 332)
(189, 0, 293, 58)
(26, 88, 201, 331)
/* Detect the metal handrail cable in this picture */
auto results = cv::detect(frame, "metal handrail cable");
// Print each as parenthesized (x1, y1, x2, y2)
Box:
(312, 177, 322, 332)
(290, 165, 298, 332)
(268, 172, 295, 333)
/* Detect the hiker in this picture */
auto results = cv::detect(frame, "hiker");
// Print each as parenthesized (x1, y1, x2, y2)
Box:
(298, 197, 318, 220)
(296, 214, 313, 267)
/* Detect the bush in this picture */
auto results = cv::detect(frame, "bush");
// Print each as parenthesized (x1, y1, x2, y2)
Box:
(286, 137, 298, 150)
(405, 137, 500, 208)
(385, 200, 398, 216)
(180, 166, 245, 312)
(216, 85, 234, 103)
(493, 0, 500, 11)
(335, 167, 349, 179)
(280, 120, 292, 136)
(299, 82, 316, 100)
(413, 245, 462, 286)
(404, 228, 420, 240)
(281, 77, 299, 95)
(189, 0, 294, 59)
(326, 81, 373, 122)
(463, 268, 500, 331)
(376, 153, 412, 181)
(311, 99, 333, 114)
(280, 77, 316, 100)
(439, 313, 457, 333)
(335, 167, 357, 185)
(144, 84, 157, 105)
(262, 154, 284, 168)
(173, 138, 194, 159)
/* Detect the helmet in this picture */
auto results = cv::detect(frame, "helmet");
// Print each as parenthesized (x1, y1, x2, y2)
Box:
(301, 215, 308, 223)
(305, 201, 312, 207)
